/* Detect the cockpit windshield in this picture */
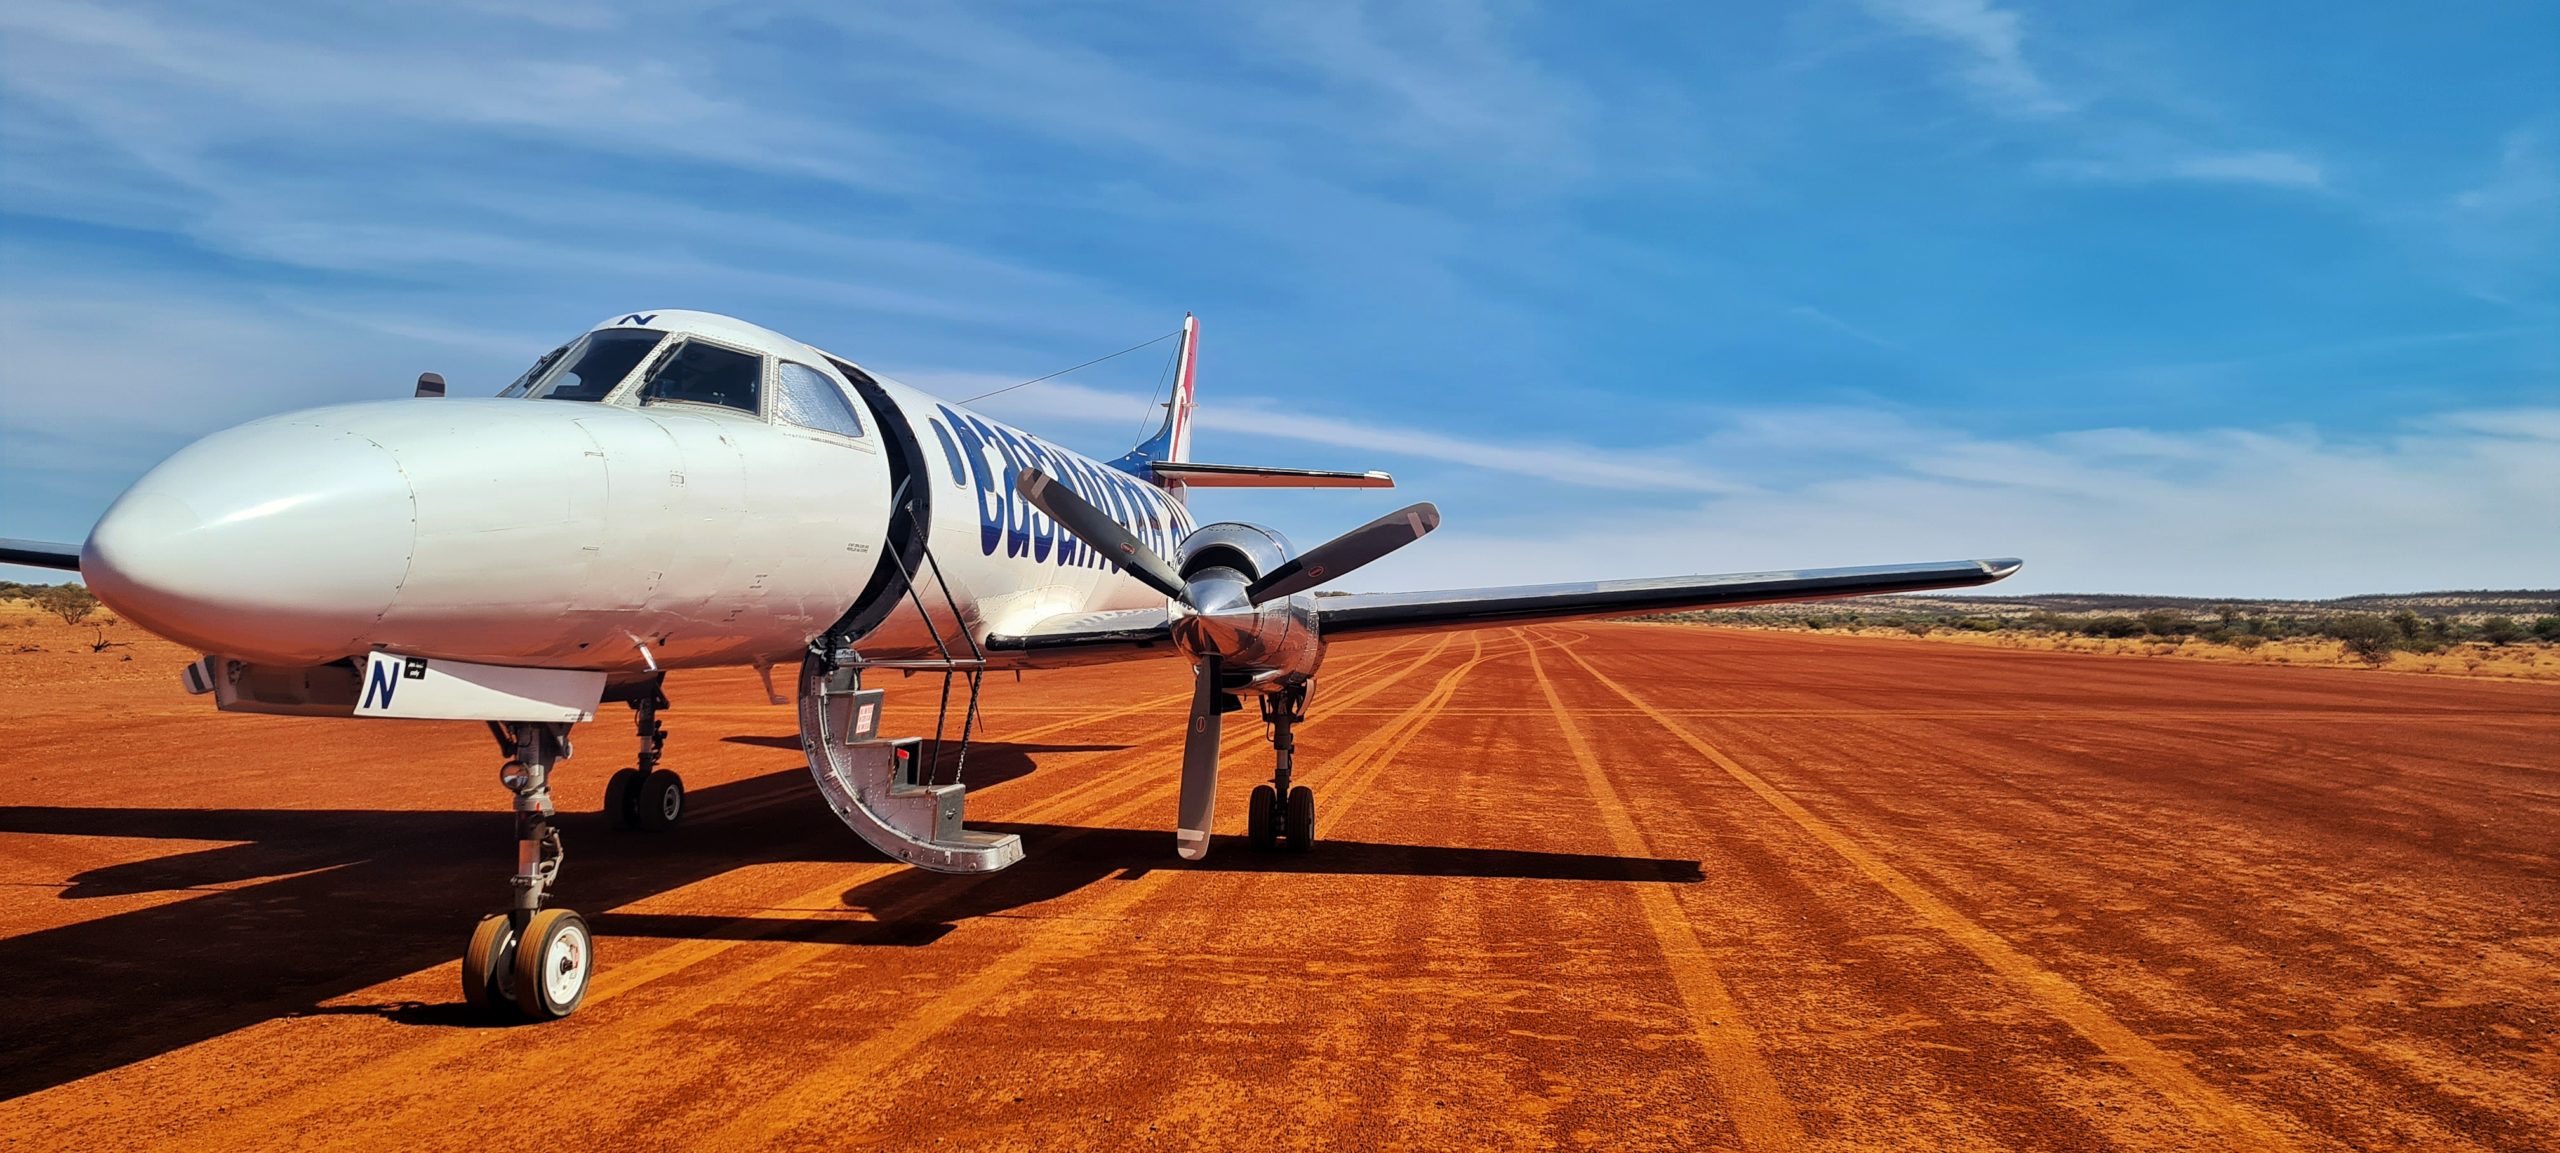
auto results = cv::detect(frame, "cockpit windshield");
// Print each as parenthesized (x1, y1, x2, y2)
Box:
(504, 329, 665, 401)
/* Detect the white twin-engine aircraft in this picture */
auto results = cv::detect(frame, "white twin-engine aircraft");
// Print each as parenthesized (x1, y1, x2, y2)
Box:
(2, 310, 2017, 1020)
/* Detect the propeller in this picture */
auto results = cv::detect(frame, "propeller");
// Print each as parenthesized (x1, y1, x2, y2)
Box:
(1014, 468, 1438, 860)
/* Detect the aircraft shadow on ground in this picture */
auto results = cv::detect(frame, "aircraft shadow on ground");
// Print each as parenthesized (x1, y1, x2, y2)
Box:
(0, 742, 1696, 1100)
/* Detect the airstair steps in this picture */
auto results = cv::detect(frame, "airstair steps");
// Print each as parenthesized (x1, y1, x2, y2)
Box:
(796, 662, 1023, 874)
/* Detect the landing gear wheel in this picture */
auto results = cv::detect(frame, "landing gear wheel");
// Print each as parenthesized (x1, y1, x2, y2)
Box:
(1286, 786, 1315, 853)
(604, 768, 642, 830)
(511, 909, 593, 1020)
(1247, 784, 1277, 851)
(637, 769, 684, 831)
(462, 913, 518, 1014)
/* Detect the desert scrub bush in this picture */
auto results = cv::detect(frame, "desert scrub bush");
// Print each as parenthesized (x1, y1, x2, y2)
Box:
(2080, 615, 2144, 639)
(35, 585, 98, 626)
(2480, 616, 2524, 645)
(2138, 610, 2191, 637)
(2326, 615, 2398, 666)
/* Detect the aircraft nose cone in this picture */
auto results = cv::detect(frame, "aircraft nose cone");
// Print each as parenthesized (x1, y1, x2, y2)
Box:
(83, 418, 416, 664)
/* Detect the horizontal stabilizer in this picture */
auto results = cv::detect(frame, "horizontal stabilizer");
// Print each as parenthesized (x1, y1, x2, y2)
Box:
(0, 539, 82, 572)
(1149, 462, 1392, 489)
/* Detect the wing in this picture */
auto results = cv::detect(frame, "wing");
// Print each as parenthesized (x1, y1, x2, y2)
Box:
(1147, 462, 1393, 489)
(1316, 558, 2021, 638)
(0, 539, 82, 572)
(983, 606, 1175, 667)
(980, 558, 2019, 663)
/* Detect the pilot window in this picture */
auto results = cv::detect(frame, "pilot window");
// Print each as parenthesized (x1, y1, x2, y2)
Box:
(522, 330, 662, 401)
(773, 362, 865, 437)
(498, 343, 569, 397)
(639, 341, 763, 414)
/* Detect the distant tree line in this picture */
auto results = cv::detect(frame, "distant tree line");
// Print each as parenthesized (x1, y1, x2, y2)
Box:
(1647, 602, 2560, 666)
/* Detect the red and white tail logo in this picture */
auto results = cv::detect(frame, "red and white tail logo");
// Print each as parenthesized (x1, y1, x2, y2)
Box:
(1166, 313, 1198, 465)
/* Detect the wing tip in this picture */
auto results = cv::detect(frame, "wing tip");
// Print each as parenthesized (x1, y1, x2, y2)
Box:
(1979, 558, 2024, 579)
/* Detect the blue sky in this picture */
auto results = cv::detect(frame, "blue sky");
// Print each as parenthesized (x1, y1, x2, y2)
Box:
(2, 0, 2554, 596)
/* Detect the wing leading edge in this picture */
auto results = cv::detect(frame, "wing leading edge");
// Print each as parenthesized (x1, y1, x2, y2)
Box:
(1316, 558, 2022, 638)
(0, 539, 82, 572)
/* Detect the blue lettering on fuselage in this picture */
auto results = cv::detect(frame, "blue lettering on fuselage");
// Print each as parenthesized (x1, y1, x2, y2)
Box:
(934, 403, 1195, 576)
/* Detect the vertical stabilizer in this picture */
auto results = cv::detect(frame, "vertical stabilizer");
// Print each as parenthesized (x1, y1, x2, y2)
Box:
(1111, 313, 1199, 486)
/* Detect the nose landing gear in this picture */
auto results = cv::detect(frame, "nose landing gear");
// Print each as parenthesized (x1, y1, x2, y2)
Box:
(462, 721, 594, 1020)
(1247, 684, 1315, 854)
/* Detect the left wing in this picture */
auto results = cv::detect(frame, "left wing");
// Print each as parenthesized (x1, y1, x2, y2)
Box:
(1, 539, 82, 572)
(982, 558, 2019, 663)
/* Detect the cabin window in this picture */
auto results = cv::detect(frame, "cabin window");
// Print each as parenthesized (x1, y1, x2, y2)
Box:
(638, 340, 763, 414)
(522, 330, 662, 401)
(774, 362, 865, 437)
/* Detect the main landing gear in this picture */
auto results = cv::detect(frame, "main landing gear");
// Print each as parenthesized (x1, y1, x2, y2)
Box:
(602, 687, 683, 831)
(464, 722, 593, 1020)
(1246, 683, 1315, 854)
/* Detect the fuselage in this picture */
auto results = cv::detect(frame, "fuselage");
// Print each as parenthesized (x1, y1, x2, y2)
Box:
(80, 310, 1195, 675)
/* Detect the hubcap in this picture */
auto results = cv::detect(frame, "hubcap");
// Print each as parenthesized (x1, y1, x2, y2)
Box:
(543, 923, 588, 1005)
(659, 787, 681, 821)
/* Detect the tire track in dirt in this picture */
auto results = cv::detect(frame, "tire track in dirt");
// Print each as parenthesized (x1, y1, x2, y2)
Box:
(126, 642, 1438, 1151)
(1524, 636, 1807, 1151)
(1552, 636, 2309, 1153)
(698, 634, 1507, 1150)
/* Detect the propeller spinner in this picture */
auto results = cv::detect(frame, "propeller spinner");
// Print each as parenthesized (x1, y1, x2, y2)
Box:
(1015, 468, 1438, 859)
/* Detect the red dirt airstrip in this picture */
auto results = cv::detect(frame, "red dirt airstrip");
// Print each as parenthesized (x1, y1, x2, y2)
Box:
(0, 620, 2553, 1151)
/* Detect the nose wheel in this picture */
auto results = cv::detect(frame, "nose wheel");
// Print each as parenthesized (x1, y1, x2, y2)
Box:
(464, 721, 595, 1021)
(1250, 686, 1316, 853)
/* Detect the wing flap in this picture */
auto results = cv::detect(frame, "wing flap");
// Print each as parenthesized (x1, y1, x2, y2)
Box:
(0, 539, 82, 572)
(1148, 462, 1393, 489)
(1316, 559, 2022, 638)
(983, 606, 1175, 667)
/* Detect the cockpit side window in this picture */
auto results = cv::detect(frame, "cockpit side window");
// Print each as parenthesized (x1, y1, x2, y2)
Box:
(639, 340, 763, 414)
(773, 362, 865, 437)
(498, 342, 570, 397)
(522, 330, 663, 402)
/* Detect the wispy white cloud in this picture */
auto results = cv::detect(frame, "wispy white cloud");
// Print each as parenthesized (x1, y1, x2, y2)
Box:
(905, 375, 1747, 494)
(2042, 148, 2327, 190)
(1854, 0, 2068, 118)
(1356, 406, 2560, 599)
(2443, 126, 2558, 295)
(1786, 305, 1903, 350)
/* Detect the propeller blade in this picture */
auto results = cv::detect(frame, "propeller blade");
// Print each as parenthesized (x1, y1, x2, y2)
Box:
(1245, 502, 1441, 604)
(1016, 468, 1189, 601)
(1175, 654, 1223, 860)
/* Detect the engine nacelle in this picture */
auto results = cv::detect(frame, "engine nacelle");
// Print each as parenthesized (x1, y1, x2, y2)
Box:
(1170, 521, 1323, 690)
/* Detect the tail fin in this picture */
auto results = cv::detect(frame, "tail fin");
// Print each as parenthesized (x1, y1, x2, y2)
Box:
(1111, 313, 1394, 494)
(1127, 313, 1197, 467)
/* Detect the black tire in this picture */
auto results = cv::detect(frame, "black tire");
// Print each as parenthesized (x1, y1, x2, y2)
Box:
(511, 908, 594, 1020)
(604, 768, 642, 830)
(1285, 786, 1315, 853)
(1247, 784, 1277, 851)
(637, 769, 684, 831)
(462, 913, 518, 1016)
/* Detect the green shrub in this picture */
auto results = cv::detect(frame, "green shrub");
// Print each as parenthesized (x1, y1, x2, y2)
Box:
(2481, 616, 2524, 645)
(2533, 616, 2560, 642)
(34, 585, 97, 626)
(2080, 615, 2144, 639)
(2327, 615, 2397, 665)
